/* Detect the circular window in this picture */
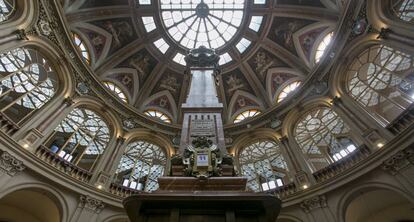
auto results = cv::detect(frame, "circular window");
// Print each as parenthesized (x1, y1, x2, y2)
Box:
(160, 0, 245, 49)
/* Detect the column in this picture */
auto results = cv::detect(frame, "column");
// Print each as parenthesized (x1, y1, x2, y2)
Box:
(17, 97, 74, 153)
(279, 136, 316, 188)
(69, 195, 105, 222)
(332, 96, 392, 150)
(0, 150, 26, 189)
(91, 137, 126, 189)
(300, 195, 336, 222)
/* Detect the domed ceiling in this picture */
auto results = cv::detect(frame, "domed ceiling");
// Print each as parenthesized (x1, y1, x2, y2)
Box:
(62, 0, 343, 125)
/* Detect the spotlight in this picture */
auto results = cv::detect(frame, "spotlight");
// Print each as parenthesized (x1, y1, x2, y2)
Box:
(377, 142, 384, 148)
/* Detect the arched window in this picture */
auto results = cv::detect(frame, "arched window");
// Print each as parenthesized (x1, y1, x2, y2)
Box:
(44, 108, 110, 171)
(103, 81, 128, 103)
(234, 109, 261, 123)
(239, 140, 289, 192)
(393, 0, 414, 22)
(346, 45, 414, 125)
(294, 107, 355, 172)
(315, 32, 333, 63)
(114, 140, 166, 192)
(0, 0, 15, 23)
(0, 47, 58, 125)
(72, 32, 91, 64)
(144, 110, 171, 123)
(277, 81, 301, 103)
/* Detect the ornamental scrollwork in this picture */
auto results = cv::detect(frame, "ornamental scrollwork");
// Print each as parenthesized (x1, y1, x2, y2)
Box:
(0, 150, 26, 176)
(382, 147, 414, 175)
(79, 195, 105, 213)
(300, 195, 328, 213)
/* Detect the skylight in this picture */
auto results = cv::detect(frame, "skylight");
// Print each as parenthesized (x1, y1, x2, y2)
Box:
(72, 32, 90, 64)
(249, 16, 263, 32)
(219, 53, 232, 65)
(277, 81, 301, 103)
(142, 16, 156, 32)
(153, 38, 170, 54)
(315, 32, 333, 63)
(144, 110, 172, 123)
(254, 0, 265, 4)
(160, 0, 245, 49)
(138, 0, 151, 5)
(103, 82, 128, 103)
(234, 109, 261, 123)
(173, 53, 186, 66)
(236, 38, 251, 53)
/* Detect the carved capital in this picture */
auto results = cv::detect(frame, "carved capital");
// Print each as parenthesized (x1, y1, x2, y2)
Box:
(300, 195, 327, 213)
(0, 150, 26, 176)
(382, 147, 414, 175)
(79, 195, 105, 213)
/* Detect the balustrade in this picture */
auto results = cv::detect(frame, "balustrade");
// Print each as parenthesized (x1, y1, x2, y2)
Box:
(0, 112, 20, 135)
(35, 145, 92, 183)
(313, 146, 371, 183)
(387, 105, 414, 134)
(109, 183, 140, 198)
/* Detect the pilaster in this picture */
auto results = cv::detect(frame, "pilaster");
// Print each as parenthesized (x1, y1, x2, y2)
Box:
(70, 195, 105, 222)
(280, 136, 316, 188)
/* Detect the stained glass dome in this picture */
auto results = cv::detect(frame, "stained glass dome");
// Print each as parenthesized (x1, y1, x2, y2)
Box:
(160, 0, 245, 49)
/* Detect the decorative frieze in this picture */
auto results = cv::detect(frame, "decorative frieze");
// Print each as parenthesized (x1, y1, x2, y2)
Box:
(382, 147, 414, 175)
(300, 195, 327, 213)
(0, 150, 26, 176)
(79, 195, 105, 214)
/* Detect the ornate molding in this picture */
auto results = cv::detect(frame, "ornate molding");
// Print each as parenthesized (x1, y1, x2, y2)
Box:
(300, 195, 327, 213)
(382, 147, 414, 175)
(0, 150, 26, 176)
(79, 195, 105, 213)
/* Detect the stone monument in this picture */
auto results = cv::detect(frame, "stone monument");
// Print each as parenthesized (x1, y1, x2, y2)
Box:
(123, 46, 281, 222)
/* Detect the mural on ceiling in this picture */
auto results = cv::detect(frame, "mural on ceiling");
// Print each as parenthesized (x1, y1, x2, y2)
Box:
(229, 91, 264, 118)
(150, 69, 184, 106)
(298, 27, 328, 60)
(248, 48, 303, 104)
(115, 49, 157, 88)
(221, 69, 263, 116)
(77, 27, 108, 62)
(142, 91, 177, 122)
(91, 18, 137, 55)
(267, 17, 316, 56)
(248, 48, 290, 84)
(266, 69, 303, 103)
(222, 69, 255, 101)
(138, 69, 185, 122)
(293, 23, 332, 67)
(102, 68, 139, 103)
(80, 0, 129, 9)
